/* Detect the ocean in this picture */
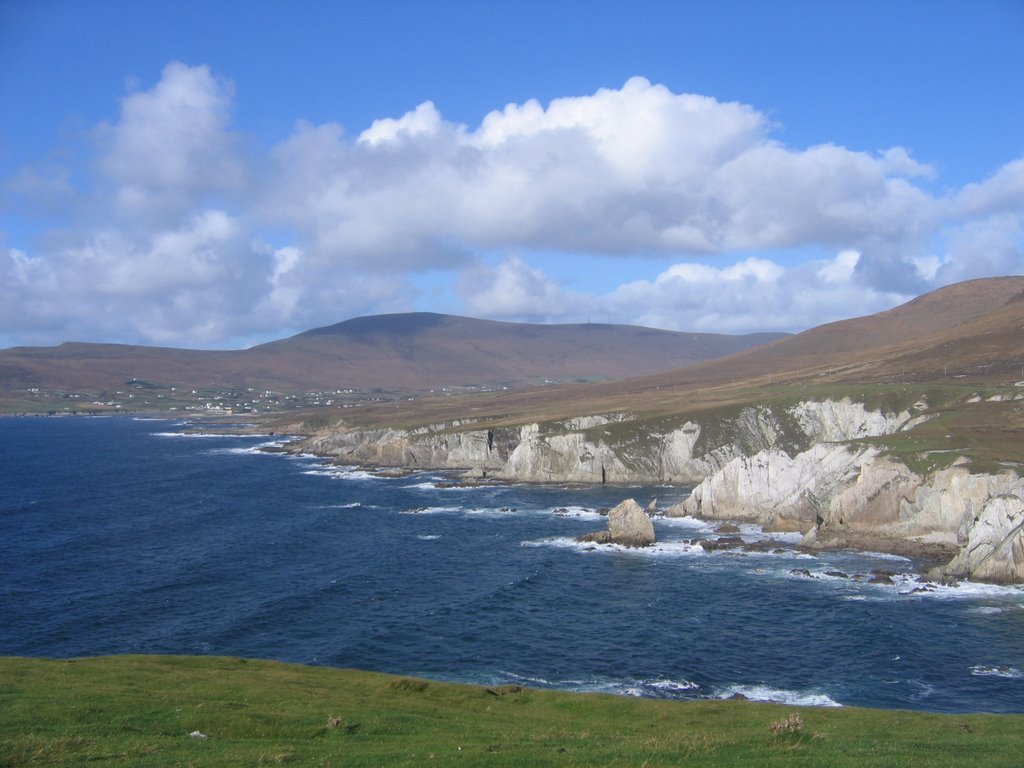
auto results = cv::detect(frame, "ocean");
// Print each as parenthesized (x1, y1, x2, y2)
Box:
(1, 415, 1022, 713)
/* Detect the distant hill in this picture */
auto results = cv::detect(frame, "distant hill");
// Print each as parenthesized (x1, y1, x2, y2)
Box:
(342, 276, 1024, 429)
(0, 313, 786, 398)
(632, 275, 1024, 390)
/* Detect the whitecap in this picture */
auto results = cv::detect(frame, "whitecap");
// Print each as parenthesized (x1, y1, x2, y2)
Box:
(400, 506, 462, 515)
(207, 439, 291, 456)
(521, 537, 706, 557)
(416, 534, 442, 541)
(406, 481, 503, 491)
(653, 515, 715, 532)
(489, 672, 700, 700)
(302, 467, 382, 481)
(640, 678, 702, 696)
(715, 684, 842, 708)
(551, 506, 604, 521)
(970, 665, 1023, 679)
(897, 578, 1024, 602)
(968, 606, 1006, 615)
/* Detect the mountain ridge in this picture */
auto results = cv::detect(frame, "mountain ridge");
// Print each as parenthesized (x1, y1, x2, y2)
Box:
(0, 313, 787, 402)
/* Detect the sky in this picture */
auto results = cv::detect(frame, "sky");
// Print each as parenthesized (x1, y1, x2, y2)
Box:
(1, 0, 1023, 349)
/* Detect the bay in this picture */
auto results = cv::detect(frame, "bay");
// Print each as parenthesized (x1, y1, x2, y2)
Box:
(1, 415, 1023, 713)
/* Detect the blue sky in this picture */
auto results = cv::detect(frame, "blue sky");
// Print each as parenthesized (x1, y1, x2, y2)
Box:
(2, 0, 1022, 348)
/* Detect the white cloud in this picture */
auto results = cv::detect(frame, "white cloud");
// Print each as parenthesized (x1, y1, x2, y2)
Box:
(3, 63, 1023, 347)
(266, 75, 948, 273)
(459, 253, 910, 335)
(93, 61, 245, 225)
(459, 255, 574, 321)
(818, 249, 860, 284)
(955, 157, 1024, 217)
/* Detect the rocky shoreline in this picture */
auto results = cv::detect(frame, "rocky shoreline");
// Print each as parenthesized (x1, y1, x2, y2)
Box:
(288, 396, 1024, 584)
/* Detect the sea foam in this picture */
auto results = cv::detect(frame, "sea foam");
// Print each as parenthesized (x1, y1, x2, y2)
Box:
(715, 684, 842, 707)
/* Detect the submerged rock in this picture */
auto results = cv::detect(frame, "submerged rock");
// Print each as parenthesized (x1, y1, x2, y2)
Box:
(577, 499, 656, 547)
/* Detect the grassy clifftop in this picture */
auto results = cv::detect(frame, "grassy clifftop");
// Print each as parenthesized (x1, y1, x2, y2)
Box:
(2, 655, 1022, 767)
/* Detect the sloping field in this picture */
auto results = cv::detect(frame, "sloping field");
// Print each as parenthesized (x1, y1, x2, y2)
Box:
(2, 656, 1021, 767)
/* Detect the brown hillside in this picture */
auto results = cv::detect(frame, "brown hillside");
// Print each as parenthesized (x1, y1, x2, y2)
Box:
(0, 313, 785, 397)
(320, 276, 1024, 429)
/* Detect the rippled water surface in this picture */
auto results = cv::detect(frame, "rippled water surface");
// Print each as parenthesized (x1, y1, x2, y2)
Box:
(2, 416, 1023, 713)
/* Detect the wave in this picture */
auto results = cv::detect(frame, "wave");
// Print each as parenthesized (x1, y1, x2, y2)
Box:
(151, 431, 225, 438)
(970, 665, 1023, 680)
(416, 534, 442, 541)
(400, 506, 463, 515)
(550, 505, 604, 521)
(522, 536, 707, 558)
(206, 440, 293, 456)
(482, 671, 701, 700)
(404, 480, 503, 491)
(968, 605, 1009, 615)
(653, 515, 715, 532)
(783, 567, 1024, 608)
(301, 467, 382, 481)
(714, 683, 842, 708)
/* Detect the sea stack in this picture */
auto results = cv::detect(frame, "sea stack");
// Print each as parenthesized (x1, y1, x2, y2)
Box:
(577, 498, 656, 547)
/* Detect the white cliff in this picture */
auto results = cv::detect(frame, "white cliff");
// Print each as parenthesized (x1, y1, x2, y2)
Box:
(297, 397, 1024, 582)
(677, 444, 878, 532)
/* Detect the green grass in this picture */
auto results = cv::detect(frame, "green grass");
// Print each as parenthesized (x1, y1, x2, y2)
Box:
(2, 656, 1022, 767)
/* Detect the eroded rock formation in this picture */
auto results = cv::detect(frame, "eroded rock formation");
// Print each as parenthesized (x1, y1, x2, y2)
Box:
(577, 499, 656, 547)
(295, 397, 1024, 583)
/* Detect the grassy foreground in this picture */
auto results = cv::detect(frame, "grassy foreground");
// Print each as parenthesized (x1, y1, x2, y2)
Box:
(1, 656, 1022, 767)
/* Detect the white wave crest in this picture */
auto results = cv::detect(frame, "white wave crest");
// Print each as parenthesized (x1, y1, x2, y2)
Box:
(551, 506, 604, 521)
(968, 606, 1007, 615)
(400, 506, 462, 515)
(301, 467, 382, 481)
(653, 515, 715, 532)
(488, 671, 700, 700)
(970, 665, 1023, 680)
(715, 684, 842, 708)
(405, 481, 503, 491)
(521, 537, 706, 557)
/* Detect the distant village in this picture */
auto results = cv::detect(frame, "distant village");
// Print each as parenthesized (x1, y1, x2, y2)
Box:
(17, 380, 510, 416)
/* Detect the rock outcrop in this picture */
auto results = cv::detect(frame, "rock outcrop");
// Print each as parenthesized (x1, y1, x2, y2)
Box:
(675, 444, 877, 532)
(672, 439, 1024, 582)
(577, 499, 656, 547)
(296, 395, 1024, 582)
(300, 397, 920, 486)
(936, 493, 1024, 584)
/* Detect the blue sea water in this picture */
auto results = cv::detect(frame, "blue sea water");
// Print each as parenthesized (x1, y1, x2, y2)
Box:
(2, 415, 1023, 713)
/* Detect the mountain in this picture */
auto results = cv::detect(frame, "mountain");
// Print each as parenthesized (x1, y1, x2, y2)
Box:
(331, 276, 1024, 429)
(0, 313, 786, 403)
(579, 275, 1024, 401)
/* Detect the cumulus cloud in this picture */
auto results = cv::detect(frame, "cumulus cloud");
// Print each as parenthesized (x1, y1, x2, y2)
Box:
(268, 76, 940, 264)
(3, 63, 1023, 347)
(460, 255, 576, 321)
(458, 252, 911, 335)
(93, 61, 246, 225)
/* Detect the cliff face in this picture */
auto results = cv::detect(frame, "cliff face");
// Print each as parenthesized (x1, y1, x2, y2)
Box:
(302, 398, 924, 485)
(673, 431, 1024, 584)
(298, 397, 1024, 583)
